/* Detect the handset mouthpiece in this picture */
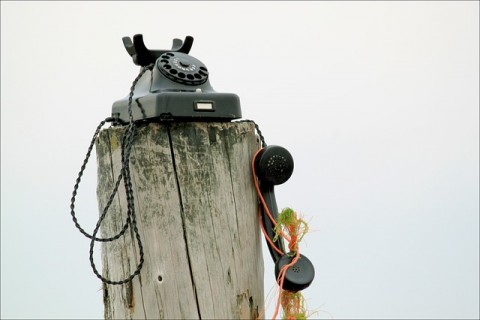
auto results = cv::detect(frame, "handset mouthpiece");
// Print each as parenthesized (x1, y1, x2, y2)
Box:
(255, 145, 294, 186)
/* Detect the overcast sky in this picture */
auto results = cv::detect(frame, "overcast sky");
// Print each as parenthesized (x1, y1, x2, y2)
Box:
(1, 1, 479, 319)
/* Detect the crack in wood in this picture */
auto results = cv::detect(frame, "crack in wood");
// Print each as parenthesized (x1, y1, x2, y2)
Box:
(167, 124, 202, 319)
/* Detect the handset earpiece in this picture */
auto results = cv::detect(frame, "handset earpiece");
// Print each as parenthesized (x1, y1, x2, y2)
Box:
(254, 145, 294, 262)
(253, 145, 315, 292)
(274, 253, 315, 292)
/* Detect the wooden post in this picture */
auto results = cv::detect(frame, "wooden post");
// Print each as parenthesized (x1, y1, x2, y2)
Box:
(95, 121, 264, 319)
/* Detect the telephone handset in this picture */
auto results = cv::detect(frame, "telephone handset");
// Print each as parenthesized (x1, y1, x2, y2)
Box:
(253, 146, 315, 292)
(111, 34, 242, 124)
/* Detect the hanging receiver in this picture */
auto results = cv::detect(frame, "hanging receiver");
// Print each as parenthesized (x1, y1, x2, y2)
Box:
(111, 34, 242, 123)
(253, 145, 315, 292)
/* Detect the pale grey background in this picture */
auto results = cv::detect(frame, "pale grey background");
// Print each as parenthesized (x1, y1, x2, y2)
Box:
(1, 1, 479, 319)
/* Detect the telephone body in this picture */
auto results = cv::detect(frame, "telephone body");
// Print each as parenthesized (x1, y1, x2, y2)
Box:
(112, 34, 241, 124)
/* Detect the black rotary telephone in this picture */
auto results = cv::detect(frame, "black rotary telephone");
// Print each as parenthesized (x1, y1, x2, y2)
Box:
(111, 34, 242, 124)
(253, 145, 315, 292)
(71, 34, 315, 293)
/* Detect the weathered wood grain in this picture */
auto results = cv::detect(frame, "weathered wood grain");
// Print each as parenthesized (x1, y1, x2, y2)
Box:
(95, 122, 263, 319)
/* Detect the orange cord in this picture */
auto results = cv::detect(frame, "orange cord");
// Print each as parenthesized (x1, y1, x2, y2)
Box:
(252, 148, 308, 319)
(272, 250, 300, 319)
(258, 207, 284, 257)
(251, 148, 291, 243)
